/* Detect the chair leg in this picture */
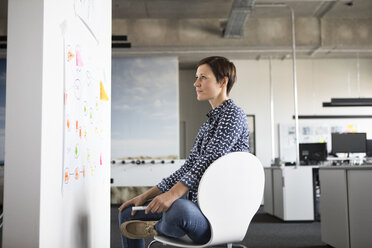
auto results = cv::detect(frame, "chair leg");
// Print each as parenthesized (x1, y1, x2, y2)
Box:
(147, 239, 162, 248)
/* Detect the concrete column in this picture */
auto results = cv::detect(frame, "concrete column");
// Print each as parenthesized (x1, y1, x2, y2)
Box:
(4, 0, 44, 246)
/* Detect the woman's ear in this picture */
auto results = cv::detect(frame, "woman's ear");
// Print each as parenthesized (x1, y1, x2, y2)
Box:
(219, 76, 229, 88)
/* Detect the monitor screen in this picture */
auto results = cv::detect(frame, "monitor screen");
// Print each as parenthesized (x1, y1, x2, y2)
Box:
(299, 143, 328, 163)
(367, 140, 372, 157)
(331, 133, 367, 153)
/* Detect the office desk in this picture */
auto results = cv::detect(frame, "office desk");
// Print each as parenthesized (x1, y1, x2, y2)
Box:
(319, 165, 372, 248)
(264, 166, 317, 221)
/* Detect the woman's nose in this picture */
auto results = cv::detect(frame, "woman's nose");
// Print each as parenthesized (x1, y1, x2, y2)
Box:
(194, 79, 200, 87)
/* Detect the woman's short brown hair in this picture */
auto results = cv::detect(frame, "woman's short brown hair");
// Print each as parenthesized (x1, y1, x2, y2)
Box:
(197, 56, 237, 95)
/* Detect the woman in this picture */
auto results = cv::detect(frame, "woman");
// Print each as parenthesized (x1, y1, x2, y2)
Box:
(118, 56, 249, 248)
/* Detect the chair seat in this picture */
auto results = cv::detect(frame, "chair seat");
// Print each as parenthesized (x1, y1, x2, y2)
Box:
(153, 235, 247, 248)
(154, 235, 207, 248)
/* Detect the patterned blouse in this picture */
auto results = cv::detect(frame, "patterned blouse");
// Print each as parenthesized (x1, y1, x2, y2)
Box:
(157, 99, 250, 203)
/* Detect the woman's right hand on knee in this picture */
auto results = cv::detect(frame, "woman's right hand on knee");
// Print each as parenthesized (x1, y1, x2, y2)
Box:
(118, 195, 146, 216)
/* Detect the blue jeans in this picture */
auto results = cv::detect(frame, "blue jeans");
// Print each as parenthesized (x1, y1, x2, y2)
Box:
(118, 197, 211, 248)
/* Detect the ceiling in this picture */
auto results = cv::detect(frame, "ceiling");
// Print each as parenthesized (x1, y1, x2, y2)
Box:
(0, 0, 371, 20)
(112, 0, 372, 19)
(110, 0, 372, 66)
(1, 0, 371, 63)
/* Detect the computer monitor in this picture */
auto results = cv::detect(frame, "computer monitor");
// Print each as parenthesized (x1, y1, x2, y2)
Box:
(366, 140, 372, 157)
(299, 143, 328, 164)
(331, 133, 367, 154)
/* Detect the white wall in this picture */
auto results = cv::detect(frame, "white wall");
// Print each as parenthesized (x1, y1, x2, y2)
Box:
(4, 0, 111, 247)
(229, 60, 272, 166)
(230, 58, 372, 166)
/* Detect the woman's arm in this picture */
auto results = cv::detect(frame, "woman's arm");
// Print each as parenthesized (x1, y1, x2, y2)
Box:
(141, 185, 163, 200)
(145, 182, 189, 214)
(118, 186, 162, 215)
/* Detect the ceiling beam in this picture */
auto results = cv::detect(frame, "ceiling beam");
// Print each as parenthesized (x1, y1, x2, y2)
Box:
(223, 0, 256, 38)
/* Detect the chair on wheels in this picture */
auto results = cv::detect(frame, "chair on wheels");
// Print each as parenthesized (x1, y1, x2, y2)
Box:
(148, 152, 265, 248)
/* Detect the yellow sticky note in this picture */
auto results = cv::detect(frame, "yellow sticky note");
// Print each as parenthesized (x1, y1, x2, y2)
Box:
(100, 81, 109, 101)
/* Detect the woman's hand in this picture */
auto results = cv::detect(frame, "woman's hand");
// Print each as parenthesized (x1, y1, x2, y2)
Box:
(145, 182, 189, 214)
(145, 191, 177, 214)
(118, 194, 146, 216)
(118, 186, 162, 215)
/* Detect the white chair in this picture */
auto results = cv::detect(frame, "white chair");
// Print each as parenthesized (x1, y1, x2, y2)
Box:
(148, 152, 265, 248)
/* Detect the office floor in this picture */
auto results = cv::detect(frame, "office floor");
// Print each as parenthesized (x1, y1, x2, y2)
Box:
(111, 205, 330, 248)
(0, 205, 328, 247)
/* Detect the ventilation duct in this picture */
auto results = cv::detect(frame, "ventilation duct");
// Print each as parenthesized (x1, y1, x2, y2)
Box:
(223, 0, 255, 38)
(0, 36, 6, 49)
(112, 35, 131, 48)
(313, 1, 337, 18)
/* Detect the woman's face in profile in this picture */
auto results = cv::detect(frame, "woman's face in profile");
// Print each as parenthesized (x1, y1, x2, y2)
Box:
(194, 64, 223, 101)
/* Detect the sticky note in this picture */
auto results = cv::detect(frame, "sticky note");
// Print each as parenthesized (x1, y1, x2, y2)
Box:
(76, 50, 84, 67)
(67, 50, 75, 62)
(100, 81, 109, 101)
(65, 171, 69, 183)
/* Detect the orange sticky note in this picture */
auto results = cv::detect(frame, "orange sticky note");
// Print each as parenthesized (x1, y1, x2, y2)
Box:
(100, 81, 109, 101)
(67, 50, 75, 62)
(75, 169, 79, 179)
(67, 119, 70, 129)
(64, 171, 69, 183)
(76, 120, 79, 130)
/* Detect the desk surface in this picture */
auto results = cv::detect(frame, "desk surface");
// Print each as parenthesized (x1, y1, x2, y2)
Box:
(266, 165, 372, 170)
(266, 165, 319, 170)
(320, 165, 372, 170)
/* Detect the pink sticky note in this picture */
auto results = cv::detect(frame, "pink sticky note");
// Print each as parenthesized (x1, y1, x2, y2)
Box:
(76, 50, 84, 67)
(100, 153, 102, 165)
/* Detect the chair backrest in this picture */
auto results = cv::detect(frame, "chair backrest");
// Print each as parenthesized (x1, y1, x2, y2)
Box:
(197, 152, 265, 246)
